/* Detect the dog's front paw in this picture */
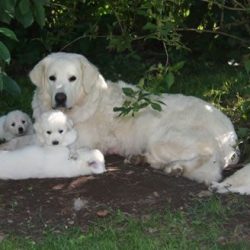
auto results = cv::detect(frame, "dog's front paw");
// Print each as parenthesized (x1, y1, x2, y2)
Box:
(209, 182, 219, 192)
(209, 182, 231, 193)
(164, 165, 184, 177)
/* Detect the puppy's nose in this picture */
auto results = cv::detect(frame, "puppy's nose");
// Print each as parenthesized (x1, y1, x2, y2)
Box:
(55, 92, 67, 106)
(18, 127, 24, 134)
(52, 140, 59, 145)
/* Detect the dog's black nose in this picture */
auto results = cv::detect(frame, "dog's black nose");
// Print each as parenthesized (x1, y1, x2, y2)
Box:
(55, 92, 67, 106)
(18, 127, 24, 134)
(52, 140, 59, 145)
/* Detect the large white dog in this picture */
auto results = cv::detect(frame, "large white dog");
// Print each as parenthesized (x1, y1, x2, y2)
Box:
(29, 52, 238, 184)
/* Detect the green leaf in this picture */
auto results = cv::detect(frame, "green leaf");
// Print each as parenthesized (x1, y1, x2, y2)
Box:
(237, 127, 250, 138)
(19, 0, 31, 15)
(2, 74, 21, 95)
(0, 27, 18, 41)
(122, 87, 135, 97)
(32, 0, 46, 27)
(0, 41, 11, 64)
(0, 0, 16, 23)
(139, 102, 149, 109)
(170, 61, 185, 72)
(15, 2, 34, 27)
(151, 102, 162, 112)
(113, 107, 124, 112)
(143, 22, 157, 31)
(164, 72, 175, 90)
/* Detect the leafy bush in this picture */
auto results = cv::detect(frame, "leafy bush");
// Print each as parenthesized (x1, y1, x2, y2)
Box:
(0, 0, 47, 94)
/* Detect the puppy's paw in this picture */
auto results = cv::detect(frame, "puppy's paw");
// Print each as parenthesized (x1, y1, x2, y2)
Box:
(69, 151, 79, 160)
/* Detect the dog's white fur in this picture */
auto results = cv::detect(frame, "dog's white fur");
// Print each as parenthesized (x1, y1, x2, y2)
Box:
(0, 110, 33, 142)
(29, 52, 238, 184)
(0, 146, 105, 180)
(210, 163, 250, 195)
(0, 110, 105, 179)
(34, 110, 77, 146)
(0, 110, 77, 150)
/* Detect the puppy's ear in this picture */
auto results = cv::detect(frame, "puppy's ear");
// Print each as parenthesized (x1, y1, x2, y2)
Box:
(29, 56, 50, 87)
(78, 55, 107, 93)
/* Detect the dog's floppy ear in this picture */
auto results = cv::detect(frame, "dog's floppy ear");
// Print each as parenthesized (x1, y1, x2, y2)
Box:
(78, 55, 107, 93)
(29, 56, 50, 87)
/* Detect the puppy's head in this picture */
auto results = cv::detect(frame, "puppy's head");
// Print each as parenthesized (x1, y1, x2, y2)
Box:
(4, 110, 32, 137)
(78, 149, 106, 174)
(29, 52, 107, 110)
(34, 110, 76, 146)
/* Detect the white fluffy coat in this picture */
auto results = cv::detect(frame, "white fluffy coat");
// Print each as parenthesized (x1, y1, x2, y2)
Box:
(29, 52, 239, 184)
(0, 110, 33, 141)
(210, 163, 250, 195)
(0, 146, 105, 180)
(0, 110, 77, 150)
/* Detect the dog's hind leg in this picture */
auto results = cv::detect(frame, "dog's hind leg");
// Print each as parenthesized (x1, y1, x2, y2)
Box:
(145, 138, 223, 184)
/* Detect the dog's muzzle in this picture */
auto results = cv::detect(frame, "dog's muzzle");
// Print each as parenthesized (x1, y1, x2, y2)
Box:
(18, 127, 24, 134)
(55, 92, 67, 108)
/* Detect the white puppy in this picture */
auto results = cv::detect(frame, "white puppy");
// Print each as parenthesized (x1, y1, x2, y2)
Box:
(34, 110, 77, 147)
(0, 110, 33, 142)
(0, 146, 105, 180)
(210, 163, 250, 195)
(28, 52, 239, 184)
(0, 110, 77, 151)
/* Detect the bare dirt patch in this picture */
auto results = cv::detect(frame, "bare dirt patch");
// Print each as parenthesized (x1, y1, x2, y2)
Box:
(0, 155, 249, 238)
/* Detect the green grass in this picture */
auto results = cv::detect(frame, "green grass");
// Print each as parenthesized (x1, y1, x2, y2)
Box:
(1, 196, 250, 250)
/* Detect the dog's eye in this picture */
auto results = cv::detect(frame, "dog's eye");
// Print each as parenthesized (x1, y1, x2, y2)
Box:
(46, 131, 52, 135)
(11, 122, 15, 127)
(58, 129, 64, 134)
(22, 120, 26, 124)
(49, 75, 56, 81)
(69, 76, 76, 82)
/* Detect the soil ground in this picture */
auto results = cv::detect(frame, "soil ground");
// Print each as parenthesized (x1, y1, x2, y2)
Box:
(0, 155, 249, 238)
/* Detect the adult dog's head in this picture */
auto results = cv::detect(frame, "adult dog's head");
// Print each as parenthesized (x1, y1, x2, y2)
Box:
(29, 52, 107, 112)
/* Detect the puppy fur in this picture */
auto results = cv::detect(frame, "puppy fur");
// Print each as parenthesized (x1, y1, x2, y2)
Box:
(0, 146, 105, 180)
(0, 110, 33, 142)
(0, 110, 77, 150)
